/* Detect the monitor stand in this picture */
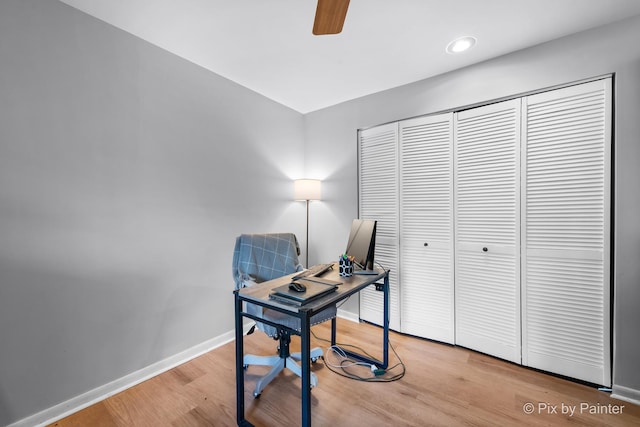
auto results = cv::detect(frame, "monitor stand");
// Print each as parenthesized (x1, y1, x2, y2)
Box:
(353, 267, 379, 275)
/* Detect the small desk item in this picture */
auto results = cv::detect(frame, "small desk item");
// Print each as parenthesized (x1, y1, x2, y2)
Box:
(292, 262, 334, 280)
(269, 279, 337, 306)
(234, 265, 390, 427)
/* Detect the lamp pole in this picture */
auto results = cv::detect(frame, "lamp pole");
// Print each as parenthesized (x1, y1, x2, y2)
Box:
(294, 179, 321, 268)
(305, 198, 310, 267)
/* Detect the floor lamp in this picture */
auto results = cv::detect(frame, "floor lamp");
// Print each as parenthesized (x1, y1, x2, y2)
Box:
(294, 179, 321, 267)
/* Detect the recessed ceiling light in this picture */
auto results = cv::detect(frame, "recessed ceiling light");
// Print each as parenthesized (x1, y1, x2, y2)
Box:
(446, 36, 477, 54)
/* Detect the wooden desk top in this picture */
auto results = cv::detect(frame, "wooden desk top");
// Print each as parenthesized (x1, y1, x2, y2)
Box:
(237, 262, 388, 316)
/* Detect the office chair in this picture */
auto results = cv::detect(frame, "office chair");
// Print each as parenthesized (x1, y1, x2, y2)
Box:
(232, 233, 337, 397)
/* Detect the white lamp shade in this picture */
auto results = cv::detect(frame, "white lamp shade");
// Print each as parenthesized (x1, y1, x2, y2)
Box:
(294, 179, 321, 201)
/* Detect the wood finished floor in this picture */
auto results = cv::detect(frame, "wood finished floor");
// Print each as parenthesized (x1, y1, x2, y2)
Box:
(50, 320, 639, 426)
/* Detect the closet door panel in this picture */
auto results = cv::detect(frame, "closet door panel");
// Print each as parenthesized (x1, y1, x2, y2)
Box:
(522, 79, 611, 386)
(454, 99, 521, 363)
(455, 249, 518, 358)
(399, 114, 454, 343)
(358, 123, 400, 331)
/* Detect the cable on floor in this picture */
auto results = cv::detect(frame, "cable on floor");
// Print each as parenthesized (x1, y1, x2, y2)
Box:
(311, 329, 406, 382)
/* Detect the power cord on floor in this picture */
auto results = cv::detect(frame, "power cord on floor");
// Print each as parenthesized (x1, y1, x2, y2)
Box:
(311, 329, 406, 382)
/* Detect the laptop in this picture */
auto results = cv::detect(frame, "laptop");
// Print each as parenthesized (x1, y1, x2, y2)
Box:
(269, 279, 338, 306)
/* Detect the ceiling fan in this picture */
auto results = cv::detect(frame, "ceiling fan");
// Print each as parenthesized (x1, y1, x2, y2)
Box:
(313, 0, 350, 35)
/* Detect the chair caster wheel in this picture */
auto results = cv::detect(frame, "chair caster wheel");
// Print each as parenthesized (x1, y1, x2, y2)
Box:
(243, 364, 249, 370)
(253, 392, 261, 398)
(311, 357, 318, 363)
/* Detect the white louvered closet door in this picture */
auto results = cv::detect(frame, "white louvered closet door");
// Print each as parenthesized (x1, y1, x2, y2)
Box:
(522, 79, 611, 386)
(399, 114, 454, 343)
(358, 123, 400, 331)
(454, 99, 521, 363)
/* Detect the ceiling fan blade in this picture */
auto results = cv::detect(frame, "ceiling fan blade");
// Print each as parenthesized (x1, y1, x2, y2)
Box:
(313, 0, 350, 35)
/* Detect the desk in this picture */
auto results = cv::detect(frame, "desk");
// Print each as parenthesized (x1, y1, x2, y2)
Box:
(234, 264, 390, 427)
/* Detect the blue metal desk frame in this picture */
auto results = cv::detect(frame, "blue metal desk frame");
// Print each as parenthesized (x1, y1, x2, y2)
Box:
(234, 267, 390, 427)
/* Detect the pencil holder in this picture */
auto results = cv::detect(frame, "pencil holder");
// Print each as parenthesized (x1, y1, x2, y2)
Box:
(339, 256, 353, 277)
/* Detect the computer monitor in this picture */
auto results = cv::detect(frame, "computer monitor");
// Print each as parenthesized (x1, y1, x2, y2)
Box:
(345, 219, 377, 274)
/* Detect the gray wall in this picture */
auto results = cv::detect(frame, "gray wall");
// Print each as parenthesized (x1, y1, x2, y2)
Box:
(0, 1, 307, 425)
(306, 15, 640, 399)
(2, 0, 639, 424)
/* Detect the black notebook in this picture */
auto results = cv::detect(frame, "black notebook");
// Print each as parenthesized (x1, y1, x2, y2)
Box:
(269, 279, 338, 306)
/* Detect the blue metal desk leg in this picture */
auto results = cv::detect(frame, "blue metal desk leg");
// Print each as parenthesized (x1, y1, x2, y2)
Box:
(329, 275, 390, 368)
(382, 274, 390, 368)
(234, 292, 249, 426)
(331, 316, 337, 345)
(300, 310, 312, 427)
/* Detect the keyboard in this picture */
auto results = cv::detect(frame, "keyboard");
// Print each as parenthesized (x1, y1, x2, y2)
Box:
(292, 263, 334, 280)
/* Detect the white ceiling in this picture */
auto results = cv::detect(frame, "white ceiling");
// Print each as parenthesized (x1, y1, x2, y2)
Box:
(59, 0, 640, 113)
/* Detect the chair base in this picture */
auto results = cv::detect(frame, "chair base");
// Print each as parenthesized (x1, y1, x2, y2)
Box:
(243, 347, 323, 397)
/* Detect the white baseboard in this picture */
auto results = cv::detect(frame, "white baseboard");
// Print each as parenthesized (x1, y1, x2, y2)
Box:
(10, 316, 354, 427)
(337, 308, 360, 323)
(8, 330, 238, 427)
(611, 384, 640, 406)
